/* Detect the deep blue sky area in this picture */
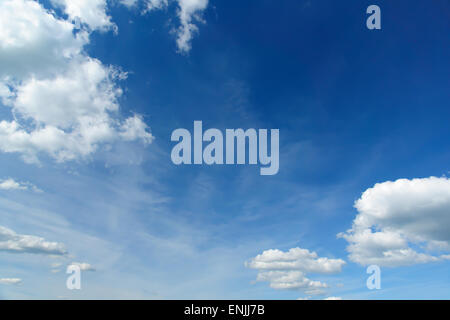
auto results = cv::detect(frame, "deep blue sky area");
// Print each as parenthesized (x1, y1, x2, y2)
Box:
(88, 0, 450, 182)
(0, 0, 449, 299)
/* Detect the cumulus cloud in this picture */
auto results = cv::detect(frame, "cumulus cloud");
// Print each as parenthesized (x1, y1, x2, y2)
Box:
(0, 178, 27, 191)
(0, 0, 88, 80)
(50, 0, 116, 32)
(119, 114, 154, 142)
(0, 278, 22, 285)
(246, 247, 345, 295)
(255, 270, 328, 292)
(11, 58, 122, 129)
(69, 262, 96, 272)
(0, 178, 42, 192)
(0, 225, 66, 255)
(338, 177, 450, 267)
(0, 0, 153, 164)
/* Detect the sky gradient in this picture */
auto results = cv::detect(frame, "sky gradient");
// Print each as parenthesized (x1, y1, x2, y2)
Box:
(0, 0, 449, 299)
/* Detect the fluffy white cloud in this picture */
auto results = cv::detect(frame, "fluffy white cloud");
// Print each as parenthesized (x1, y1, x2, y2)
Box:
(0, 278, 22, 285)
(256, 270, 328, 292)
(10, 58, 122, 129)
(119, 114, 154, 142)
(50, 0, 115, 32)
(246, 247, 345, 295)
(0, 58, 154, 163)
(0, 178, 42, 192)
(0, 178, 27, 191)
(69, 262, 96, 271)
(0, 0, 153, 164)
(338, 177, 450, 267)
(0, 0, 88, 80)
(0, 225, 66, 255)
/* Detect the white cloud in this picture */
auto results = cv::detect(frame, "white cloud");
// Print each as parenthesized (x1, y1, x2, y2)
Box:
(246, 247, 346, 273)
(255, 270, 328, 292)
(338, 177, 450, 267)
(0, 225, 66, 255)
(0, 278, 22, 285)
(0, 0, 88, 80)
(324, 296, 342, 300)
(175, 0, 209, 53)
(119, 114, 154, 142)
(0, 178, 42, 192)
(0, 0, 153, 164)
(246, 247, 345, 295)
(144, 0, 169, 11)
(297, 296, 343, 300)
(11, 58, 122, 129)
(0, 178, 27, 191)
(50, 0, 116, 32)
(297, 296, 342, 300)
(121, 0, 139, 8)
(131, 0, 208, 53)
(69, 262, 96, 271)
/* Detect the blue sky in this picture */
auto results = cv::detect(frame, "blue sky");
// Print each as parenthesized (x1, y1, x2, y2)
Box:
(0, 0, 449, 299)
